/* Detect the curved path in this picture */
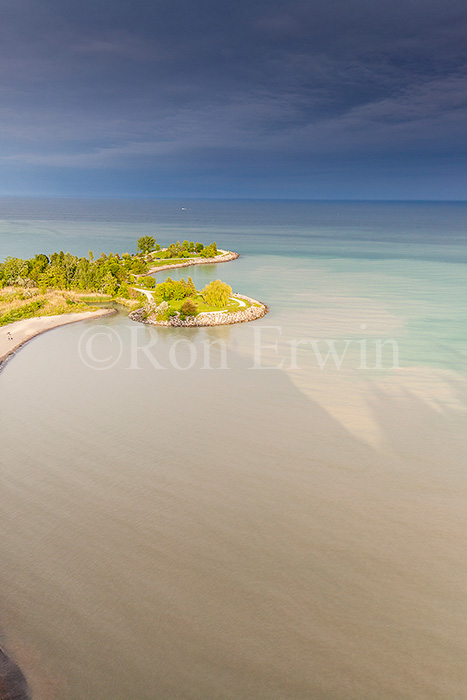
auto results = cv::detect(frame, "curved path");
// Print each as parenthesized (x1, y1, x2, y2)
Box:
(133, 288, 154, 301)
(130, 293, 268, 327)
(131, 250, 268, 327)
(133, 289, 248, 314)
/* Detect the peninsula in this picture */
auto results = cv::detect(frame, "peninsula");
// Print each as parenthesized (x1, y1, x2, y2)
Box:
(0, 236, 267, 364)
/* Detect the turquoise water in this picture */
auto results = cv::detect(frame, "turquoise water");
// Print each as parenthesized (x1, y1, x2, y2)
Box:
(1, 198, 467, 262)
(1, 198, 466, 376)
(0, 199, 466, 699)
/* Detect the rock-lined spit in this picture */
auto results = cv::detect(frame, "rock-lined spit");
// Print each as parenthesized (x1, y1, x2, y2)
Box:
(146, 250, 239, 276)
(129, 293, 268, 327)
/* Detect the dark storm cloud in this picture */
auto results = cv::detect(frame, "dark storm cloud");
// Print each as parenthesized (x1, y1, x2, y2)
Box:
(1, 0, 466, 196)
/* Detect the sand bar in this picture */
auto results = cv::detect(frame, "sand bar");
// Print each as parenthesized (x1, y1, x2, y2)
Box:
(0, 308, 115, 366)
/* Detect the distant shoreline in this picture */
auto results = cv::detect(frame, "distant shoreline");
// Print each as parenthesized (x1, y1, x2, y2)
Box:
(0, 308, 116, 368)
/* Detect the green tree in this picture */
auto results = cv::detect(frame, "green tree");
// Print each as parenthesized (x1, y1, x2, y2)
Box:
(158, 277, 176, 300)
(200, 242, 218, 258)
(100, 271, 118, 295)
(158, 277, 193, 300)
(0, 257, 30, 285)
(202, 279, 232, 308)
(118, 283, 130, 299)
(137, 236, 156, 255)
(131, 258, 146, 274)
(39, 263, 67, 289)
(28, 254, 49, 282)
(186, 276, 197, 296)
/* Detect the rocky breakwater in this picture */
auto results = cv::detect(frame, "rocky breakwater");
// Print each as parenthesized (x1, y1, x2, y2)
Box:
(129, 293, 268, 327)
(146, 250, 239, 276)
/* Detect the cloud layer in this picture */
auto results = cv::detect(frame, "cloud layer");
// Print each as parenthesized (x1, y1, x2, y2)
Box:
(1, 0, 466, 197)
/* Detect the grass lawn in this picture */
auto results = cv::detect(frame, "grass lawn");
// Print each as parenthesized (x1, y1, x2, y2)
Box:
(148, 254, 202, 266)
(151, 292, 251, 314)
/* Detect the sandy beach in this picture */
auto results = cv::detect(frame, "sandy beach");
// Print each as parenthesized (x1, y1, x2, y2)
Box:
(0, 309, 115, 366)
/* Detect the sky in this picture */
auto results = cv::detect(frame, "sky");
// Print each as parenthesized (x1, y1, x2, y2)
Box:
(0, 0, 466, 199)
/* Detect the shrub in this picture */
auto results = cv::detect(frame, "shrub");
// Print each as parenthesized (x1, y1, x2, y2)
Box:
(180, 298, 198, 316)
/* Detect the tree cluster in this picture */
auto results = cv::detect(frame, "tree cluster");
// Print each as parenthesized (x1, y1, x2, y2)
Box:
(164, 240, 205, 258)
(157, 276, 197, 300)
(0, 238, 220, 298)
(199, 242, 218, 258)
(0, 250, 149, 296)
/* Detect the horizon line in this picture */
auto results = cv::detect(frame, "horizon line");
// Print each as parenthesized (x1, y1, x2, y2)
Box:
(0, 194, 466, 204)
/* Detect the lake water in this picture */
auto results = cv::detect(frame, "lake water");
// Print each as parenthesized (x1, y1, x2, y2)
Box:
(0, 199, 466, 699)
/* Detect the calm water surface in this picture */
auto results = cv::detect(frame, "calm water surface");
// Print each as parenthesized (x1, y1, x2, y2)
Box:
(0, 199, 466, 699)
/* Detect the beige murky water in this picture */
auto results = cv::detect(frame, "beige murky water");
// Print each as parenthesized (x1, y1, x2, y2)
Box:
(0, 313, 466, 700)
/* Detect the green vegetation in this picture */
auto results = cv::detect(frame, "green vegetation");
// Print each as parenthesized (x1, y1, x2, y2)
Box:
(202, 279, 232, 307)
(148, 294, 247, 321)
(180, 298, 198, 316)
(0, 239, 221, 296)
(157, 276, 197, 300)
(137, 236, 157, 254)
(0, 238, 249, 327)
(199, 242, 218, 258)
(0, 288, 95, 326)
(148, 257, 197, 267)
(145, 276, 249, 322)
(150, 240, 217, 261)
(139, 276, 156, 288)
(0, 250, 146, 294)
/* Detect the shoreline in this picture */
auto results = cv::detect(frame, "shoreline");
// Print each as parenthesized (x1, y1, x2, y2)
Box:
(130, 293, 268, 327)
(134, 249, 268, 326)
(0, 308, 116, 368)
(0, 250, 246, 363)
(145, 249, 239, 276)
